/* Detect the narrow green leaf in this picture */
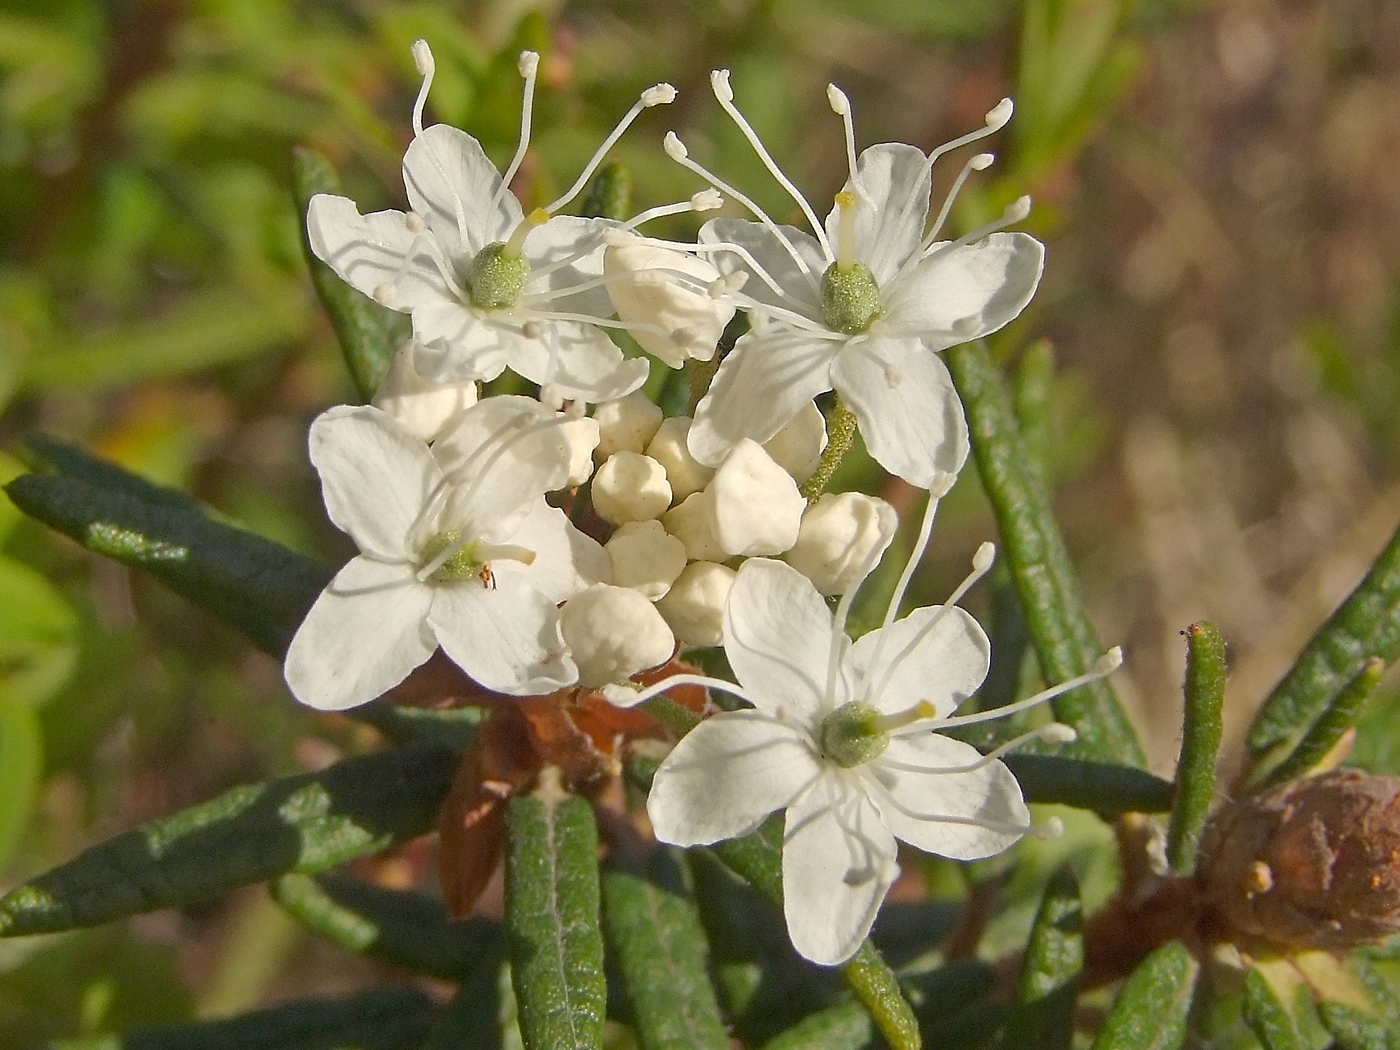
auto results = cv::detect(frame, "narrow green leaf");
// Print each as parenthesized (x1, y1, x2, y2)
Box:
(22, 433, 205, 513)
(907, 959, 999, 1048)
(756, 1002, 872, 1050)
(1167, 622, 1226, 874)
(1002, 866, 1083, 1050)
(1090, 940, 1199, 1050)
(0, 692, 43, 872)
(1003, 754, 1172, 815)
(504, 781, 606, 1050)
(1259, 657, 1385, 788)
(6, 456, 331, 658)
(1318, 1002, 1395, 1050)
(292, 147, 409, 400)
(47, 987, 437, 1050)
(1248, 519, 1400, 752)
(271, 872, 500, 980)
(1242, 967, 1306, 1050)
(578, 159, 632, 220)
(945, 339, 1145, 767)
(600, 853, 729, 1050)
(0, 741, 459, 936)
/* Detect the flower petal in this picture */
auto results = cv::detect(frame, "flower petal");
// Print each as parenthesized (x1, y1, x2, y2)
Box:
(410, 306, 514, 383)
(699, 217, 826, 318)
(308, 405, 439, 561)
(647, 710, 821, 846)
(824, 142, 932, 286)
(284, 556, 435, 711)
(689, 326, 838, 467)
(428, 582, 577, 696)
(524, 214, 615, 320)
(867, 737, 1029, 861)
(307, 195, 456, 312)
(723, 558, 843, 720)
(506, 322, 651, 405)
(830, 336, 969, 487)
(402, 124, 522, 258)
(847, 605, 990, 720)
(782, 778, 898, 965)
(490, 501, 608, 604)
(884, 232, 1044, 348)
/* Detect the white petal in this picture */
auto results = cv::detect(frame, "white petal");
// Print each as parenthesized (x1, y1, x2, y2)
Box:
(646, 711, 820, 846)
(847, 605, 990, 720)
(428, 583, 576, 696)
(284, 556, 435, 711)
(884, 232, 1044, 348)
(824, 143, 932, 286)
(867, 737, 1029, 860)
(524, 214, 616, 320)
(699, 217, 826, 317)
(490, 501, 607, 604)
(308, 405, 439, 561)
(307, 195, 456, 311)
(506, 322, 651, 405)
(830, 337, 969, 487)
(402, 124, 522, 258)
(688, 327, 838, 467)
(782, 778, 898, 966)
(410, 307, 513, 383)
(723, 559, 842, 720)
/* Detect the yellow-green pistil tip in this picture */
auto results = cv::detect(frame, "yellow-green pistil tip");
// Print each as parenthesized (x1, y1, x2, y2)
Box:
(819, 698, 940, 768)
(467, 208, 548, 309)
(820, 193, 880, 334)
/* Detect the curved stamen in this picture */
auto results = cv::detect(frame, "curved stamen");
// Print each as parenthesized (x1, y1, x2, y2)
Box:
(925, 648, 1124, 731)
(411, 39, 435, 138)
(601, 671, 762, 710)
(824, 508, 905, 711)
(920, 152, 993, 253)
(326, 564, 419, 598)
(827, 84, 861, 197)
(873, 788, 1060, 840)
(545, 82, 677, 215)
(377, 229, 471, 308)
(711, 69, 833, 261)
(882, 474, 956, 631)
(921, 196, 1032, 265)
(880, 723, 1076, 775)
(490, 51, 540, 216)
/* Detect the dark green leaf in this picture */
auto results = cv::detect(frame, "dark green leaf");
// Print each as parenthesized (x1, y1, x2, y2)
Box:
(47, 987, 437, 1050)
(578, 159, 632, 220)
(1002, 866, 1083, 1050)
(600, 853, 729, 1050)
(420, 960, 513, 1050)
(1248, 519, 1400, 752)
(907, 960, 999, 1048)
(1242, 967, 1305, 1050)
(756, 1002, 872, 1050)
(1090, 941, 1198, 1050)
(0, 741, 459, 936)
(1167, 622, 1226, 874)
(1318, 1002, 1395, 1050)
(504, 784, 606, 1050)
(292, 147, 409, 400)
(945, 339, 1144, 767)
(1003, 754, 1172, 815)
(1258, 657, 1385, 788)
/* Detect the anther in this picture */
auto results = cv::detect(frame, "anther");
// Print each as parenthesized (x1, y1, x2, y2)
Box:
(518, 50, 539, 77)
(641, 83, 678, 107)
(663, 131, 688, 161)
(522, 321, 543, 339)
(405, 213, 426, 233)
(691, 189, 723, 211)
(972, 541, 995, 573)
(1005, 195, 1032, 222)
(1041, 723, 1078, 744)
(710, 69, 734, 103)
(1035, 816, 1066, 841)
(970, 152, 995, 171)
(826, 84, 851, 116)
(374, 283, 397, 305)
(1097, 647, 1125, 674)
(985, 98, 1014, 130)
(412, 39, 434, 76)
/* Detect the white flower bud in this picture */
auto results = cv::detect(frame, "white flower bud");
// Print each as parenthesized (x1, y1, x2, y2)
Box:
(605, 520, 687, 600)
(707, 439, 804, 557)
(592, 452, 673, 524)
(786, 492, 898, 595)
(762, 402, 828, 484)
(604, 235, 735, 368)
(559, 415, 601, 487)
(560, 584, 676, 687)
(371, 340, 478, 443)
(593, 390, 664, 460)
(656, 561, 736, 647)
(662, 490, 726, 562)
(647, 416, 714, 500)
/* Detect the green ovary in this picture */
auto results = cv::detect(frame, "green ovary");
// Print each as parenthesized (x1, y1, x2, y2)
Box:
(418, 531, 482, 584)
(467, 243, 531, 309)
(819, 701, 890, 768)
(820, 261, 881, 334)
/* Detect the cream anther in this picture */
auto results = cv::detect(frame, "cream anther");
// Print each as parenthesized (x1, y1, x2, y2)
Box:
(1041, 723, 1078, 744)
(723, 272, 748, 293)
(710, 68, 734, 103)
(707, 276, 728, 299)
(412, 39, 434, 76)
(1006, 195, 1032, 222)
(1097, 647, 1125, 673)
(522, 321, 543, 339)
(642, 83, 678, 106)
(373, 283, 396, 305)
(1035, 816, 1066, 841)
(826, 84, 851, 115)
(985, 97, 1014, 130)
(663, 132, 688, 161)
(518, 50, 540, 77)
(691, 189, 723, 211)
(404, 212, 426, 233)
(970, 152, 995, 171)
(972, 541, 995, 573)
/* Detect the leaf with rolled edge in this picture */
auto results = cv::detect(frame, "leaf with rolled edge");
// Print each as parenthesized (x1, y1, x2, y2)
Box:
(1002, 754, 1172, 815)
(601, 852, 730, 1050)
(1002, 866, 1083, 1050)
(5, 448, 331, 659)
(1242, 967, 1306, 1050)
(1249, 518, 1400, 753)
(1318, 1002, 1396, 1050)
(48, 986, 438, 1050)
(504, 778, 606, 1050)
(1167, 623, 1226, 875)
(271, 872, 501, 980)
(944, 339, 1145, 767)
(1256, 658, 1385, 789)
(579, 159, 632, 221)
(1090, 941, 1199, 1050)
(0, 740, 459, 936)
(292, 147, 409, 401)
(756, 1002, 872, 1050)
(22, 433, 207, 514)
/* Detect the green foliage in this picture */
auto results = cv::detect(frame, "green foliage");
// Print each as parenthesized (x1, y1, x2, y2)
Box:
(1001, 866, 1083, 1049)
(1167, 622, 1226, 874)
(1242, 968, 1307, 1050)
(1257, 657, 1385, 787)
(1090, 941, 1198, 1050)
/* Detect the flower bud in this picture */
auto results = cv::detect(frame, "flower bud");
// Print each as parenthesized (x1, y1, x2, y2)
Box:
(372, 340, 478, 442)
(786, 492, 897, 595)
(592, 452, 673, 524)
(662, 490, 726, 562)
(594, 390, 664, 460)
(656, 561, 736, 647)
(1196, 769, 1400, 949)
(605, 520, 687, 600)
(647, 416, 714, 500)
(604, 236, 735, 368)
(560, 584, 676, 687)
(707, 439, 804, 557)
(762, 402, 828, 484)
(559, 414, 601, 487)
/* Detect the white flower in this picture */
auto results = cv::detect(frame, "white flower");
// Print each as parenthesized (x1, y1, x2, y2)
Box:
(620, 482, 1118, 965)
(284, 398, 607, 710)
(371, 338, 478, 443)
(604, 233, 736, 367)
(306, 44, 682, 404)
(675, 74, 1044, 487)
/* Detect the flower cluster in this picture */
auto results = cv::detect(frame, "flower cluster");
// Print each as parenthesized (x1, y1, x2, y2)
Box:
(286, 41, 1112, 967)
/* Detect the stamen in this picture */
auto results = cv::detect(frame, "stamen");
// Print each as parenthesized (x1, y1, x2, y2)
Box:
(826, 84, 860, 195)
(600, 671, 761, 710)
(490, 51, 540, 215)
(824, 498, 909, 710)
(833, 190, 859, 271)
(919, 152, 994, 253)
(883, 722, 1077, 769)
(866, 781, 1054, 840)
(411, 40, 435, 138)
(930, 648, 1124, 730)
(921, 196, 1032, 265)
(545, 84, 677, 215)
(711, 69, 833, 261)
(882, 473, 957, 631)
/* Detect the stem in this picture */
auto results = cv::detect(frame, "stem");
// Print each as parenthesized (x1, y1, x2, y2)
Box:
(800, 397, 857, 501)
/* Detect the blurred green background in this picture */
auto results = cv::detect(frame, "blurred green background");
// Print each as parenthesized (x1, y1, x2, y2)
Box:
(3, 0, 1400, 1041)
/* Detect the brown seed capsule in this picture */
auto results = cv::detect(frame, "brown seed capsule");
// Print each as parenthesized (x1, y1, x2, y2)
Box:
(1196, 769, 1400, 949)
